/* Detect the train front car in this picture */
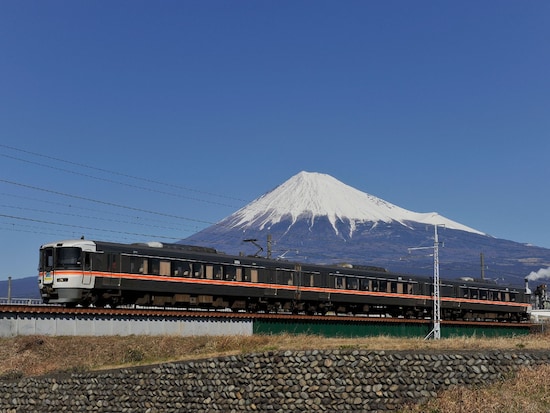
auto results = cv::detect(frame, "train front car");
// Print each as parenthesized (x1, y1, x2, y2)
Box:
(38, 239, 97, 306)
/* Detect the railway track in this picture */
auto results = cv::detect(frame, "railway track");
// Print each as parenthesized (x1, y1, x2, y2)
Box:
(0, 304, 535, 329)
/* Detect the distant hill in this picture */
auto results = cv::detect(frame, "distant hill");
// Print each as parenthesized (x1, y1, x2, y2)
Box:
(0, 276, 40, 299)
(183, 171, 550, 288)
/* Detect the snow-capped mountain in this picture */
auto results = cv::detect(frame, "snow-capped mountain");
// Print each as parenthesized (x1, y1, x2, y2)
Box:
(224, 171, 485, 237)
(183, 171, 550, 287)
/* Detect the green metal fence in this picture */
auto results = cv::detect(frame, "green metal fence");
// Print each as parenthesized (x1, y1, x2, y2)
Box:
(253, 318, 532, 338)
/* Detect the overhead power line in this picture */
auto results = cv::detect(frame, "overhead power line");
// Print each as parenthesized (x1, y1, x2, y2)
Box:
(0, 151, 240, 209)
(0, 178, 215, 226)
(0, 192, 201, 231)
(0, 213, 182, 240)
(0, 143, 248, 204)
(0, 203, 200, 234)
(0, 143, 256, 241)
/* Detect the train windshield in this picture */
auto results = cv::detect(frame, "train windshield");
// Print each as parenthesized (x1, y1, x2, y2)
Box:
(56, 247, 82, 269)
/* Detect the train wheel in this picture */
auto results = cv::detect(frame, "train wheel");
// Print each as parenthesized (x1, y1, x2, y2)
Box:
(306, 305, 317, 316)
(108, 297, 120, 308)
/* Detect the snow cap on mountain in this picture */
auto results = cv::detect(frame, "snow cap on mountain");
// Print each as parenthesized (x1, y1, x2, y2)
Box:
(225, 171, 485, 236)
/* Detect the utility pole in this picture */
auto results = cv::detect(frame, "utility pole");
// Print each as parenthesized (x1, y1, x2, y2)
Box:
(267, 234, 272, 259)
(480, 252, 485, 281)
(429, 225, 441, 340)
(409, 224, 443, 340)
(8, 276, 12, 304)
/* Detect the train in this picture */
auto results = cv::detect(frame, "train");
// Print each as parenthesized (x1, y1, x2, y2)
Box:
(38, 239, 531, 321)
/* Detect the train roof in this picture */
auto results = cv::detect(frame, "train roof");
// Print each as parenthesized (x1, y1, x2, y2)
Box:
(40, 239, 98, 251)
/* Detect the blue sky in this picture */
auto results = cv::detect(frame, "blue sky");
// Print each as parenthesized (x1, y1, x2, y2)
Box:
(1, 1, 549, 281)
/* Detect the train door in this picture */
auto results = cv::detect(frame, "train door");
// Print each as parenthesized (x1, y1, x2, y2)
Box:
(82, 251, 93, 285)
(105, 253, 121, 287)
(41, 247, 54, 285)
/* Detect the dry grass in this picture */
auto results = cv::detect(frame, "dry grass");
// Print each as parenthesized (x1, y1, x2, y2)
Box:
(399, 364, 550, 413)
(1, 332, 549, 378)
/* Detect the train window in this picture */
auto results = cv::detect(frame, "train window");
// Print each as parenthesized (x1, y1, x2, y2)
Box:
(93, 253, 107, 272)
(360, 279, 370, 291)
(140, 259, 148, 274)
(128, 256, 142, 273)
(172, 260, 190, 277)
(441, 285, 452, 297)
(84, 252, 92, 271)
(213, 265, 223, 279)
(224, 266, 236, 280)
(180, 262, 191, 276)
(250, 269, 258, 283)
(149, 258, 160, 275)
(510, 293, 516, 302)
(480, 289, 488, 300)
(461, 287, 468, 298)
(336, 276, 345, 289)
(265, 268, 277, 284)
(278, 269, 293, 285)
(406, 283, 414, 294)
(56, 247, 82, 270)
(160, 261, 171, 276)
(192, 263, 204, 278)
(109, 255, 119, 272)
(347, 278, 358, 290)
(120, 255, 132, 273)
(41, 248, 54, 270)
(242, 267, 258, 282)
(470, 289, 478, 299)
(372, 280, 386, 292)
(393, 282, 407, 294)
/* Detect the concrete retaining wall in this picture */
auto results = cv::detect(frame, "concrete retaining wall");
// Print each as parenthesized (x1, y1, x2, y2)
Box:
(0, 313, 253, 337)
(1, 349, 549, 412)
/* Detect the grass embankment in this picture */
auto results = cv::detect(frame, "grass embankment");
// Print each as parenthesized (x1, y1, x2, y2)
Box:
(1, 333, 549, 412)
(399, 364, 550, 413)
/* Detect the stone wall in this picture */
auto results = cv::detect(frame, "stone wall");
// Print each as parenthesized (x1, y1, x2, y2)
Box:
(1, 349, 549, 413)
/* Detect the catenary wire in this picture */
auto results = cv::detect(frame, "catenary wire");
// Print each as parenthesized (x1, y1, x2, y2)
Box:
(0, 178, 216, 226)
(0, 152, 240, 209)
(0, 192, 202, 231)
(0, 203, 201, 234)
(0, 213, 182, 240)
(0, 144, 259, 241)
(0, 143, 248, 203)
